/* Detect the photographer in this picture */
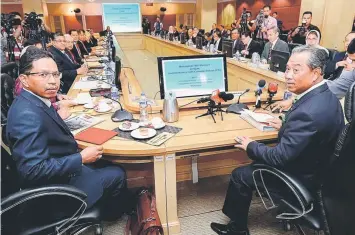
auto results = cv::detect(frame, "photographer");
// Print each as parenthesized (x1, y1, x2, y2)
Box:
(255, 5, 277, 42)
(237, 10, 254, 34)
(288, 11, 321, 44)
(1, 12, 24, 62)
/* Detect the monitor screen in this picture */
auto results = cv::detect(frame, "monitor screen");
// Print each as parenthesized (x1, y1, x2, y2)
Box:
(196, 36, 203, 49)
(158, 54, 228, 99)
(222, 39, 234, 58)
(270, 50, 290, 72)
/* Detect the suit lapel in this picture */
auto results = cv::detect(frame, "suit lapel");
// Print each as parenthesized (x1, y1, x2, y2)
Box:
(20, 91, 74, 137)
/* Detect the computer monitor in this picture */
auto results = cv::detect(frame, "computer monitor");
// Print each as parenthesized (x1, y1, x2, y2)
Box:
(157, 54, 228, 99)
(196, 36, 203, 49)
(169, 33, 174, 41)
(222, 39, 234, 58)
(180, 33, 186, 44)
(270, 50, 290, 73)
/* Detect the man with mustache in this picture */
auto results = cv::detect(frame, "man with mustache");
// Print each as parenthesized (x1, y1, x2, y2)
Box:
(6, 48, 128, 221)
(211, 46, 344, 235)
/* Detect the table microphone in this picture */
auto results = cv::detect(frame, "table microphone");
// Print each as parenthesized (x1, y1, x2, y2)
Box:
(103, 95, 133, 122)
(255, 79, 266, 108)
(226, 89, 250, 114)
(264, 83, 278, 109)
(218, 92, 234, 102)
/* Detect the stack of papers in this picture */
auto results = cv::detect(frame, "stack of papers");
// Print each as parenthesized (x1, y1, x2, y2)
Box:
(64, 114, 104, 135)
(240, 110, 276, 132)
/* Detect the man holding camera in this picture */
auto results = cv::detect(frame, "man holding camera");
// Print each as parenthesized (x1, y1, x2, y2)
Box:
(288, 11, 321, 44)
(255, 5, 277, 42)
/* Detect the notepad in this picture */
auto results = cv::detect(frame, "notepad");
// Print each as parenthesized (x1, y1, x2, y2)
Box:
(240, 110, 276, 132)
(75, 127, 117, 145)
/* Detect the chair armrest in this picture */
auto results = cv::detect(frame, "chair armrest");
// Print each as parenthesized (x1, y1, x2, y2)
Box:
(253, 163, 314, 207)
(1, 184, 87, 212)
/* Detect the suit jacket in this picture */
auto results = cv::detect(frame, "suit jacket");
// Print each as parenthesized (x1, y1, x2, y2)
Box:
(261, 38, 289, 62)
(71, 42, 83, 65)
(6, 90, 82, 188)
(214, 38, 223, 51)
(327, 69, 355, 99)
(245, 40, 261, 59)
(90, 36, 98, 47)
(232, 39, 244, 54)
(78, 41, 90, 55)
(48, 46, 80, 93)
(247, 83, 344, 186)
(324, 51, 346, 80)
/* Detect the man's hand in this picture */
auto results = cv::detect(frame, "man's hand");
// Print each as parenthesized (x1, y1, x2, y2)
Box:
(234, 136, 254, 151)
(261, 27, 267, 32)
(292, 27, 300, 36)
(57, 94, 72, 101)
(344, 62, 355, 71)
(77, 65, 88, 75)
(80, 146, 103, 164)
(336, 60, 348, 68)
(266, 117, 282, 130)
(241, 50, 249, 56)
(271, 99, 293, 113)
(57, 106, 71, 120)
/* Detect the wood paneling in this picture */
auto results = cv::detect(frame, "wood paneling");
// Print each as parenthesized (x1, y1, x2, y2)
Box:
(64, 15, 83, 33)
(1, 4, 23, 16)
(85, 15, 103, 33)
(141, 3, 195, 15)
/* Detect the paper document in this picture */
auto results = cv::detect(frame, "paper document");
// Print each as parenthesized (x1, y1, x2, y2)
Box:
(73, 81, 110, 90)
(243, 110, 274, 123)
(64, 114, 104, 134)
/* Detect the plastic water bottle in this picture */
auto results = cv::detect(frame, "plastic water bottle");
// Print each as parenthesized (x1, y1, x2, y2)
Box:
(139, 93, 149, 124)
(234, 50, 240, 60)
(111, 86, 119, 101)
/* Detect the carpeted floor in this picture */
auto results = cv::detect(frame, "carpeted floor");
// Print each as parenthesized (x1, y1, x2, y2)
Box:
(83, 175, 319, 235)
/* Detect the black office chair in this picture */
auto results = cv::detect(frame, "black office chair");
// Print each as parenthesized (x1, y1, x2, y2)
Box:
(252, 82, 355, 235)
(326, 48, 338, 61)
(288, 43, 302, 53)
(1, 62, 19, 78)
(1, 73, 16, 127)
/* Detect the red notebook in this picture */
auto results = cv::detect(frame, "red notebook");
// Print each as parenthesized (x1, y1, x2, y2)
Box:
(75, 127, 117, 145)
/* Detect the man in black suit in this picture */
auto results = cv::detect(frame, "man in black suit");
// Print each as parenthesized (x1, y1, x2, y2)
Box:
(211, 46, 344, 235)
(240, 31, 261, 58)
(48, 32, 87, 93)
(324, 31, 355, 80)
(69, 29, 87, 64)
(213, 31, 223, 52)
(231, 29, 244, 54)
(219, 25, 229, 39)
(6, 48, 129, 221)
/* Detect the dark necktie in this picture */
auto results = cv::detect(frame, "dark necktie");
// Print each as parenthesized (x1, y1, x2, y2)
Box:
(79, 41, 89, 54)
(63, 51, 74, 64)
(268, 44, 273, 60)
(75, 42, 82, 58)
(67, 50, 78, 64)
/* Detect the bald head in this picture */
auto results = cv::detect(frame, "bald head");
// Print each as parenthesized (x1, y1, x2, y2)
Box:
(64, 34, 74, 50)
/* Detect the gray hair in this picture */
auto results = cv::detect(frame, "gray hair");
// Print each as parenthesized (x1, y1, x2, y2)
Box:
(53, 32, 64, 40)
(267, 26, 280, 35)
(291, 45, 328, 74)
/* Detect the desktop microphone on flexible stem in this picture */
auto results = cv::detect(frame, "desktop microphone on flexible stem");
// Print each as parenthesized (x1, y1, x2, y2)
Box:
(226, 88, 250, 115)
(103, 95, 133, 122)
(255, 79, 266, 108)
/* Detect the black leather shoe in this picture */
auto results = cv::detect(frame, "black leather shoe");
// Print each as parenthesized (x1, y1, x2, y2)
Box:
(210, 222, 250, 235)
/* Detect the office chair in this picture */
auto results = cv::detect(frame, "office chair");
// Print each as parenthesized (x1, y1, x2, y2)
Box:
(1, 62, 19, 78)
(326, 49, 338, 61)
(1, 73, 16, 126)
(252, 82, 355, 235)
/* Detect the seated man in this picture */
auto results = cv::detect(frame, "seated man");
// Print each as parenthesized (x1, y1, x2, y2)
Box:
(48, 32, 87, 93)
(69, 29, 85, 64)
(324, 31, 355, 80)
(261, 27, 289, 63)
(6, 48, 128, 221)
(204, 32, 213, 47)
(213, 31, 223, 52)
(231, 29, 244, 55)
(78, 29, 91, 54)
(240, 31, 261, 59)
(211, 46, 344, 235)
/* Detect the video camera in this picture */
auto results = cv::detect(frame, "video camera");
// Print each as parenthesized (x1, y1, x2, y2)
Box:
(255, 9, 264, 27)
(23, 12, 44, 30)
(1, 13, 21, 34)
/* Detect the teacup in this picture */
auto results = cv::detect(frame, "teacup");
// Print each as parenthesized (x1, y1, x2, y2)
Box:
(96, 101, 111, 112)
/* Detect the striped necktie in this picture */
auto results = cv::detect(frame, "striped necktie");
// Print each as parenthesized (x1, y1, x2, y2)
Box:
(75, 42, 82, 58)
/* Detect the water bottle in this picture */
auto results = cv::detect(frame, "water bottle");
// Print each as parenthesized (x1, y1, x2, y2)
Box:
(139, 93, 149, 124)
(234, 50, 240, 60)
(111, 86, 119, 101)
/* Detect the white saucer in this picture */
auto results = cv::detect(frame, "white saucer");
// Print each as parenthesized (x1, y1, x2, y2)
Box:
(118, 122, 140, 131)
(84, 103, 94, 109)
(153, 122, 166, 129)
(94, 106, 112, 113)
(131, 128, 157, 139)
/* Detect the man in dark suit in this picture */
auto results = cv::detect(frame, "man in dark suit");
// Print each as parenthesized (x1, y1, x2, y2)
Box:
(231, 29, 244, 54)
(211, 46, 344, 235)
(240, 31, 261, 58)
(6, 48, 128, 221)
(324, 31, 355, 80)
(213, 31, 223, 52)
(48, 32, 87, 93)
(69, 29, 87, 64)
(261, 27, 289, 62)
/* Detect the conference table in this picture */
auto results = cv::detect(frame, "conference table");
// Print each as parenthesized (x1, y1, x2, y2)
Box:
(68, 35, 287, 234)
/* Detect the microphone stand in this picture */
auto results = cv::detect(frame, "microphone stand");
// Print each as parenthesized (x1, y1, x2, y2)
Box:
(103, 95, 133, 121)
(214, 103, 226, 121)
(263, 92, 276, 110)
(195, 100, 217, 123)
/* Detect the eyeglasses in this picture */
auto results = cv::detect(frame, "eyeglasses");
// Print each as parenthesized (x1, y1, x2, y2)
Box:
(55, 40, 66, 43)
(66, 41, 74, 43)
(25, 72, 62, 80)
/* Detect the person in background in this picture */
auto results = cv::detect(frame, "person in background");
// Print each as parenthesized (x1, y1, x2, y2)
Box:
(48, 32, 87, 93)
(64, 34, 80, 65)
(69, 29, 83, 64)
(173, 26, 180, 39)
(103, 26, 112, 36)
(78, 29, 91, 54)
(255, 5, 277, 42)
(213, 31, 223, 52)
(142, 17, 150, 34)
(231, 22, 238, 31)
(211, 23, 218, 35)
(187, 28, 194, 42)
(261, 27, 289, 63)
(204, 32, 213, 47)
(6, 47, 129, 222)
(272, 12, 283, 31)
(241, 31, 261, 59)
(226, 29, 231, 39)
(23, 39, 43, 49)
(305, 30, 329, 55)
(324, 31, 355, 80)
(192, 27, 200, 44)
(219, 25, 228, 38)
(231, 29, 244, 55)
(288, 11, 321, 44)
(211, 46, 344, 235)
(237, 11, 255, 35)
(86, 30, 98, 47)
(154, 18, 163, 36)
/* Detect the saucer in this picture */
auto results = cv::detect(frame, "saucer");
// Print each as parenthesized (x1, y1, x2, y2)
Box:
(94, 106, 112, 113)
(131, 128, 157, 139)
(118, 122, 140, 131)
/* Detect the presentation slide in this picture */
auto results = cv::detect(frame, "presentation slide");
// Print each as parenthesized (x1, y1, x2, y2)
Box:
(102, 3, 141, 33)
(162, 57, 226, 98)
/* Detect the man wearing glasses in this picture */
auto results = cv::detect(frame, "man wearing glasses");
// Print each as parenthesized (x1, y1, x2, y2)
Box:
(6, 48, 129, 221)
(48, 32, 87, 93)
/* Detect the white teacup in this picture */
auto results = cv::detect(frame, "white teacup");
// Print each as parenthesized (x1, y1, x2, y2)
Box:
(96, 101, 111, 112)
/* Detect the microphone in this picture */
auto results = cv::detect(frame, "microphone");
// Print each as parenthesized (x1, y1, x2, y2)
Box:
(197, 97, 212, 103)
(265, 83, 278, 109)
(237, 89, 250, 104)
(255, 79, 266, 108)
(226, 89, 250, 115)
(103, 95, 133, 122)
(218, 92, 234, 102)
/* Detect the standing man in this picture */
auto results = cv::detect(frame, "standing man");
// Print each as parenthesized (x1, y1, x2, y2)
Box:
(154, 18, 163, 36)
(261, 27, 289, 63)
(288, 11, 321, 44)
(211, 46, 344, 235)
(256, 5, 277, 42)
(231, 29, 244, 54)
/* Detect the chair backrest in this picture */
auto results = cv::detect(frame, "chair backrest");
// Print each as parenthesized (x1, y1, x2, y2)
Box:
(320, 82, 355, 235)
(1, 62, 18, 79)
(288, 43, 302, 53)
(1, 73, 16, 125)
(1, 147, 20, 198)
(326, 49, 338, 61)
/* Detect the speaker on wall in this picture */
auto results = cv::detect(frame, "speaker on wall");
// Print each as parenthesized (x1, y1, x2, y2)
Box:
(160, 7, 167, 12)
(74, 8, 81, 13)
